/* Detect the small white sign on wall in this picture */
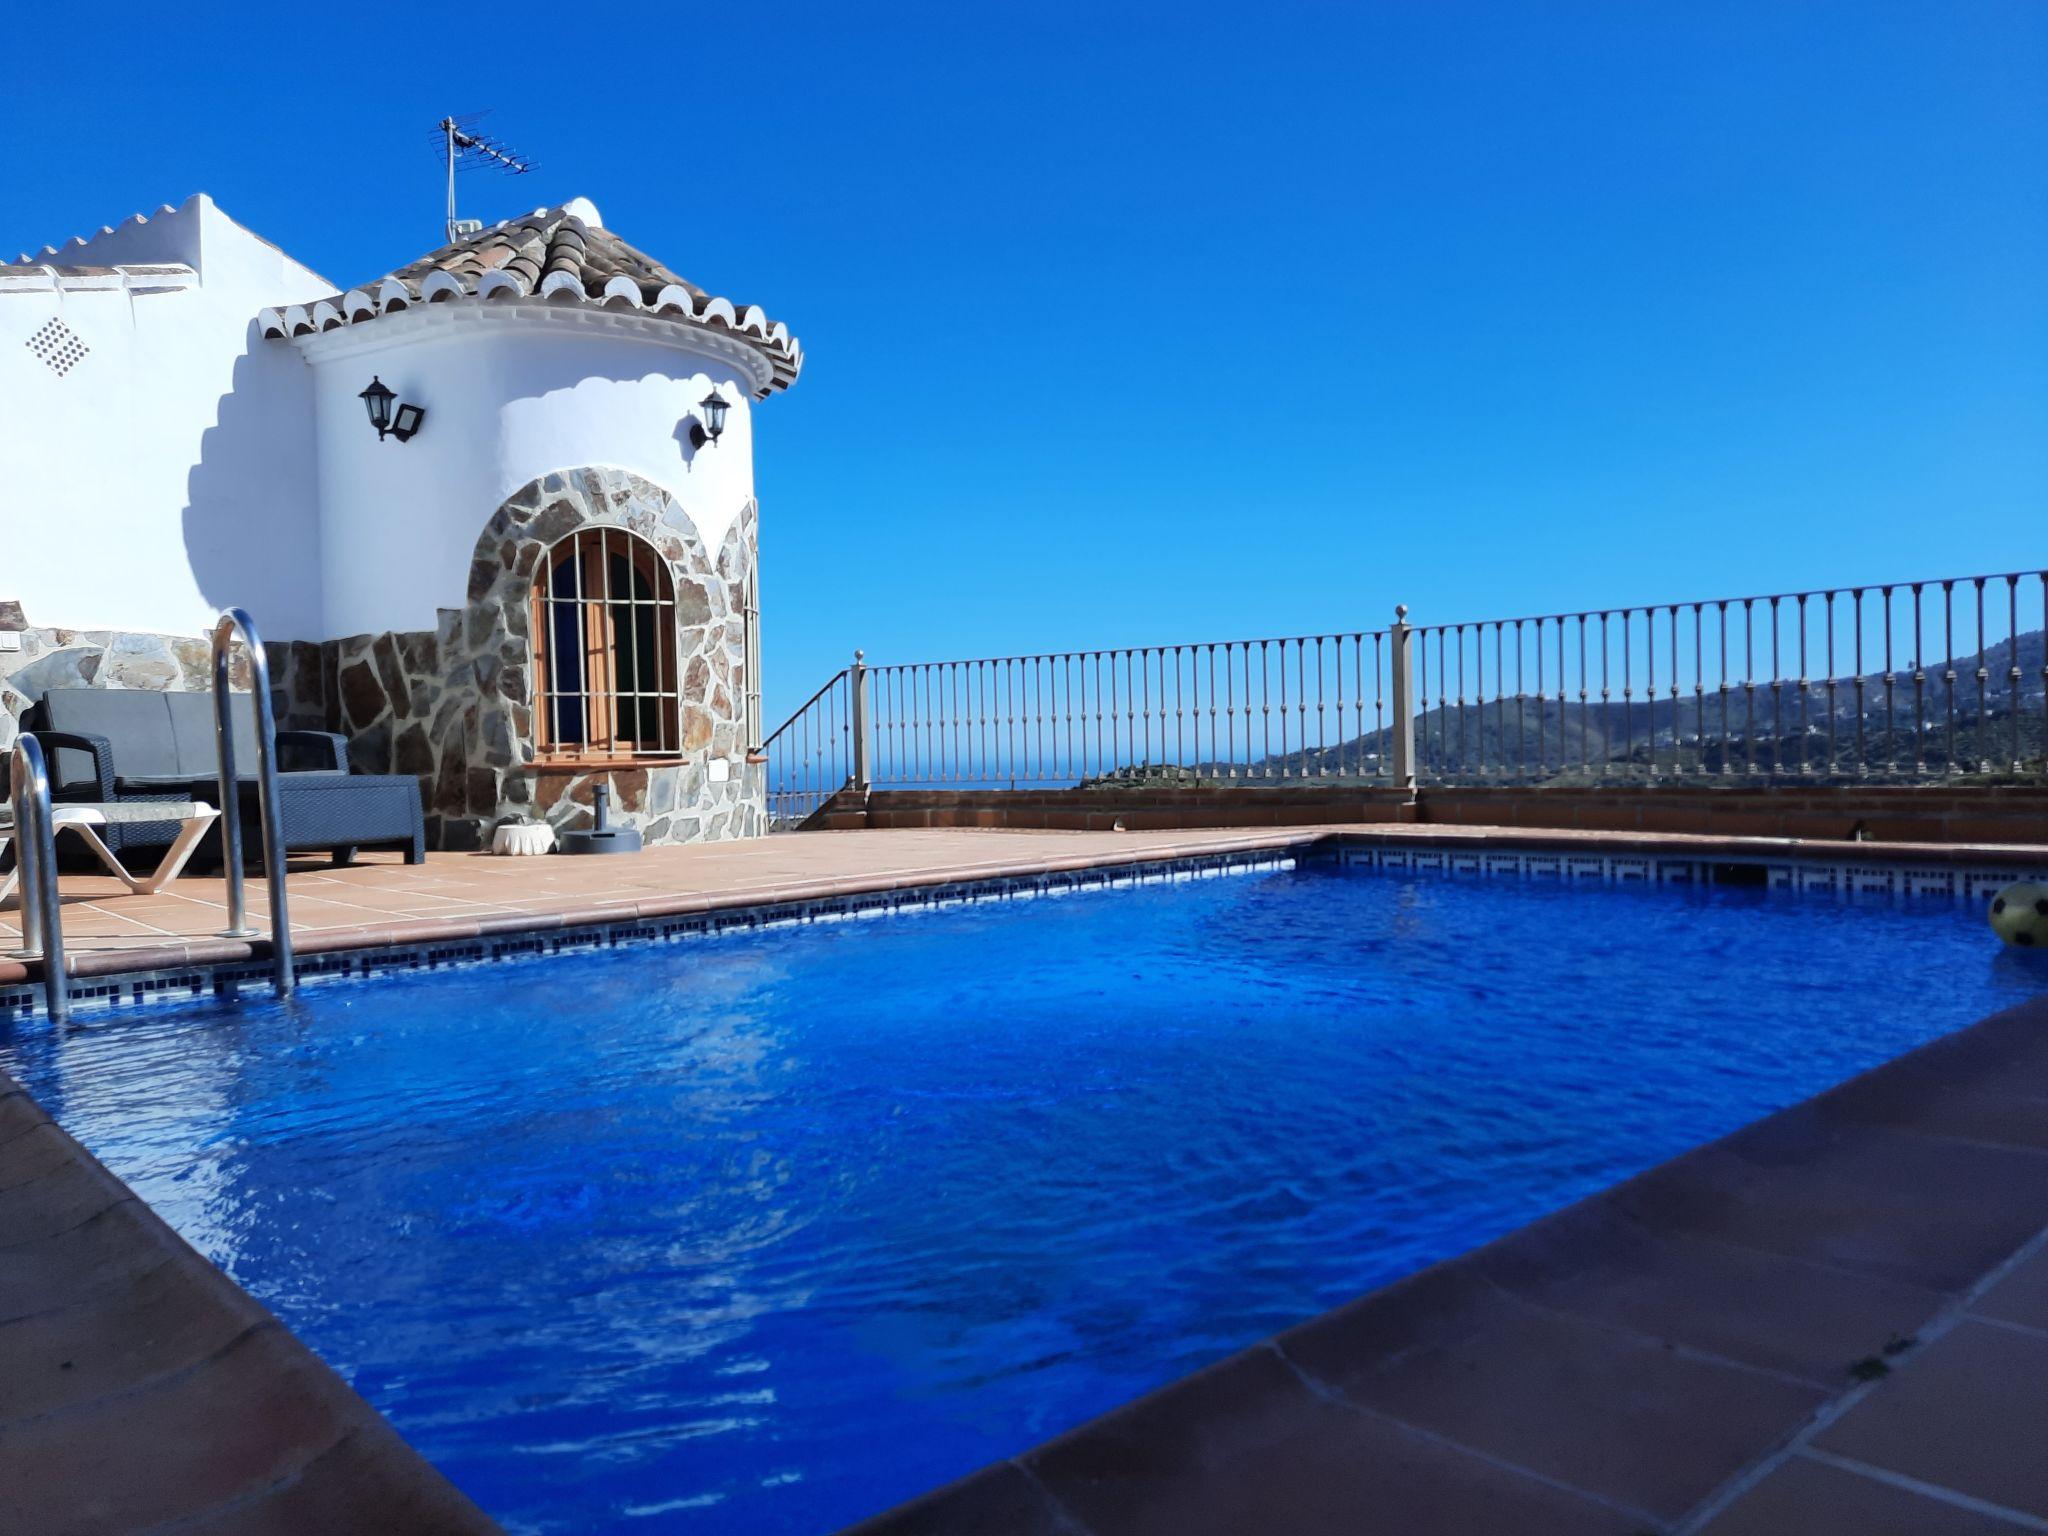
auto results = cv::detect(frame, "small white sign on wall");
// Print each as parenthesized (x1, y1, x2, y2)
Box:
(707, 757, 731, 783)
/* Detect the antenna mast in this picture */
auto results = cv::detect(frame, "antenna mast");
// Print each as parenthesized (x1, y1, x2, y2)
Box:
(436, 114, 537, 243)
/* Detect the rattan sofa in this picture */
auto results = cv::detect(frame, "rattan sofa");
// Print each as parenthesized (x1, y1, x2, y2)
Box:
(26, 687, 424, 867)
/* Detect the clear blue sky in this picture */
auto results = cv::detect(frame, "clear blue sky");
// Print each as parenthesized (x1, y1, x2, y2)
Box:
(9, 2, 2044, 722)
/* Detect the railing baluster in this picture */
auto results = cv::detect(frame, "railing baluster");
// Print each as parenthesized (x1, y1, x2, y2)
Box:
(1942, 585, 1957, 780)
(1276, 640, 1291, 777)
(1822, 594, 1836, 778)
(1623, 609, 1636, 775)
(1126, 649, 1140, 772)
(1260, 640, 1272, 777)
(1884, 587, 1902, 778)
(1204, 643, 1220, 774)
(1743, 599, 1757, 779)
(1370, 633, 1383, 781)
(1767, 595, 1782, 780)
(1851, 591, 1865, 777)
(1794, 594, 1809, 777)
(1692, 605, 1704, 779)
(2039, 572, 2048, 775)
(1313, 636, 1325, 775)
(1600, 612, 1613, 778)
(1179, 643, 1196, 774)
(1297, 640, 1309, 775)
(1512, 621, 1526, 779)
(1716, 601, 1730, 777)
(1454, 626, 1467, 775)
(2009, 575, 2023, 774)
(1552, 617, 1565, 779)
(1487, 624, 1500, 779)
(1973, 578, 1988, 773)
(1912, 584, 1927, 776)
(1666, 606, 1680, 780)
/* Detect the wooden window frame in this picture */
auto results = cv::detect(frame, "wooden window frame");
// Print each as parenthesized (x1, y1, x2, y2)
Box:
(530, 528, 682, 763)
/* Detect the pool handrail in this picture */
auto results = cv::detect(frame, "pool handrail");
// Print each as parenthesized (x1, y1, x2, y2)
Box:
(211, 608, 295, 996)
(6, 734, 69, 1022)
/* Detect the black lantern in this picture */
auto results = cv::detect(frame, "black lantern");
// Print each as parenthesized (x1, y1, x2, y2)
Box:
(359, 376, 425, 443)
(690, 390, 731, 448)
(358, 376, 397, 439)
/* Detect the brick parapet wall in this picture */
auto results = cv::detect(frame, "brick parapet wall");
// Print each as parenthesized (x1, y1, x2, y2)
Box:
(813, 784, 2048, 845)
(1420, 785, 2048, 844)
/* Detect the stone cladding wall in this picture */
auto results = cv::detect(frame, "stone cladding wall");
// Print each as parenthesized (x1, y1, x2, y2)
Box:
(323, 468, 761, 849)
(0, 599, 276, 750)
(2, 468, 763, 852)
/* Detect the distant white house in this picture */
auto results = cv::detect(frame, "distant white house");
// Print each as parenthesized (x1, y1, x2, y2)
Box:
(0, 193, 802, 847)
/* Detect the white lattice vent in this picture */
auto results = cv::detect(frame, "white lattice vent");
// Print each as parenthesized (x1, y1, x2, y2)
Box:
(26, 318, 88, 377)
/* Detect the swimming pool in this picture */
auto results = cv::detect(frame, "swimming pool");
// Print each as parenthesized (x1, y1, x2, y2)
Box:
(2, 862, 2039, 1534)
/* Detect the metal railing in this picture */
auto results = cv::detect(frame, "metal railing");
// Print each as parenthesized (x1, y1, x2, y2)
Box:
(7, 735, 68, 1022)
(762, 568, 2047, 817)
(863, 629, 1404, 789)
(762, 663, 854, 825)
(1407, 571, 2047, 783)
(212, 608, 294, 995)
(765, 628, 1403, 824)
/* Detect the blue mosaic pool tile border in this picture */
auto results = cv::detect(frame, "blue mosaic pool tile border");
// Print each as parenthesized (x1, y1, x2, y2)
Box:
(0, 849, 1297, 1023)
(1333, 843, 2048, 903)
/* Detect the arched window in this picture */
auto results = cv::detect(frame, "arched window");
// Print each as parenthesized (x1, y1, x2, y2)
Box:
(530, 529, 681, 760)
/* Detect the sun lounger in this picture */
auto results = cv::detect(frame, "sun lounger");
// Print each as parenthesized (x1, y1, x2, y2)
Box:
(0, 800, 220, 905)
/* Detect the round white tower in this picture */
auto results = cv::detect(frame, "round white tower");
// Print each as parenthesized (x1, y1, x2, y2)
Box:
(259, 201, 802, 848)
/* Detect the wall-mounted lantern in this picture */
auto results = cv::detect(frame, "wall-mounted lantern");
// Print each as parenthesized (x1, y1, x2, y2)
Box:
(688, 390, 730, 449)
(359, 376, 426, 443)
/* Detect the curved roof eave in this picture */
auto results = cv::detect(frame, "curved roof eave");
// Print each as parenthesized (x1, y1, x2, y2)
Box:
(257, 201, 802, 395)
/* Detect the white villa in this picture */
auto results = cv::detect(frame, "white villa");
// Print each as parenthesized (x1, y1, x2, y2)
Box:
(0, 193, 801, 848)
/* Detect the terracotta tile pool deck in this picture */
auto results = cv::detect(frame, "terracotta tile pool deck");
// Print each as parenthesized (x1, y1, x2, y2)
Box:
(3, 824, 2046, 1533)
(0, 827, 1332, 978)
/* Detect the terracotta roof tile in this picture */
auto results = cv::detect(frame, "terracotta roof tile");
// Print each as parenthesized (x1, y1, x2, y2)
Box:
(260, 199, 801, 395)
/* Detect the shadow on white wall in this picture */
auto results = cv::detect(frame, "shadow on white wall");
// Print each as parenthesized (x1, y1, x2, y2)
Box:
(180, 322, 320, 637)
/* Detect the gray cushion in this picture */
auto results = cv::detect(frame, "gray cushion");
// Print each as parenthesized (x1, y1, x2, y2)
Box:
(38, 687, 273, 789)
(167, 691, 259, 775)
(40, 689, 182, 784)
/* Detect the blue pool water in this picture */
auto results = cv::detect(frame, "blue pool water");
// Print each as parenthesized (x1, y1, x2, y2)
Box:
(2, 864, 2041, 1534)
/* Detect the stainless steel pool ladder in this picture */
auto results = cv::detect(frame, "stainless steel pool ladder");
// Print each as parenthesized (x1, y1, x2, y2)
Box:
(6, 734, 69, 1022)
(212, 608, 295, 997)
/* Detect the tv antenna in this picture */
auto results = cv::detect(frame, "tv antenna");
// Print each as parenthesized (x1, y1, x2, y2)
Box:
(434, 113, 537, 244)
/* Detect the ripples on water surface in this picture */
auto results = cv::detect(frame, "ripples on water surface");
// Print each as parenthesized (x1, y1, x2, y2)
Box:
(3, 865, 2041, 1533)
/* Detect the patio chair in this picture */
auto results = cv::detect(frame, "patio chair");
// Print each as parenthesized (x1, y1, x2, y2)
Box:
(25, 687, 425, 867)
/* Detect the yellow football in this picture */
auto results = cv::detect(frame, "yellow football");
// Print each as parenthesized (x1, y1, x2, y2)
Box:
(1988, 881, 2048, 950)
